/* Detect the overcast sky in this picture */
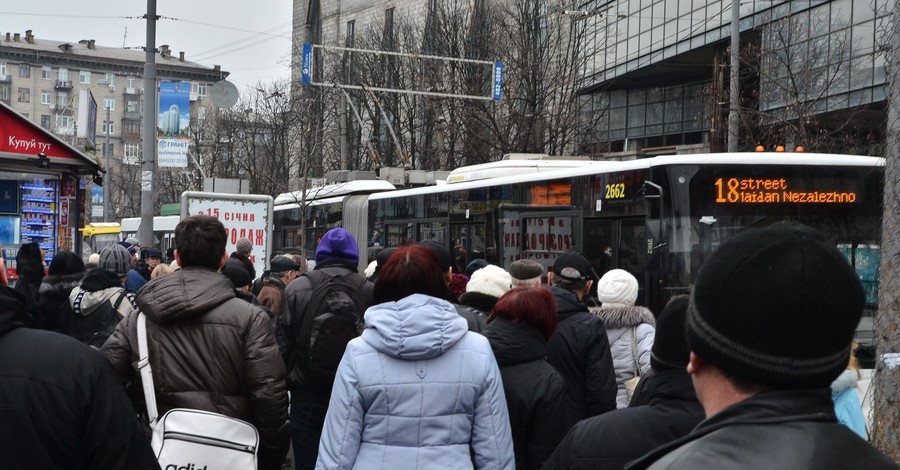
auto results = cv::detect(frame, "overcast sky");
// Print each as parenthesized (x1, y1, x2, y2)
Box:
(4, 1, 293, 91)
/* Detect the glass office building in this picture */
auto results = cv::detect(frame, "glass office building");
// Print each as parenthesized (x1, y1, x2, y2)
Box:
(577, 0, 890, 154)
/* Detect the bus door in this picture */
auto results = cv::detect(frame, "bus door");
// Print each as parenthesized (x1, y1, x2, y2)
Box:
(582, 217, 647, 304)
(451, 221, 488, 273)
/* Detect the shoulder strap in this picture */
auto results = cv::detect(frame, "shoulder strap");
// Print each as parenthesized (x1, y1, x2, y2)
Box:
(137, 313, 159, 424)
(630, 326, 640, 377)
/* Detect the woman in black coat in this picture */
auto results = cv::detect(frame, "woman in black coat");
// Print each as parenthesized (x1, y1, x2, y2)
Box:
(34, 251, 85, 331)
(483, 287, 567, 470)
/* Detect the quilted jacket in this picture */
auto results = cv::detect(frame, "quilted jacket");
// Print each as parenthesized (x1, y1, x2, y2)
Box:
(315, 293, 515, 470)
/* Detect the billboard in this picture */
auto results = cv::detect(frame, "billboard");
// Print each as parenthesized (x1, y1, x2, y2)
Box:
(181, 191, 273, 277)
(158, 81, 191, 168)
(77, 89, 98, 148)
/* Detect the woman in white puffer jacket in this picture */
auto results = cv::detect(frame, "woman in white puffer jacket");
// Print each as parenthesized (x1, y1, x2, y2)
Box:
(589, 269, 655, 409)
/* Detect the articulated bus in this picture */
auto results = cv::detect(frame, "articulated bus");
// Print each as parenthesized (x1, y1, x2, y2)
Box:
(274, 152, 883, 362)
(120, 215, 180, 255)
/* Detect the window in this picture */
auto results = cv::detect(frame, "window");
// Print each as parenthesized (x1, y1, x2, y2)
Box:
(57, 92, 68, 108)
(58, 68, 69, 81)
(18, 65, 30, 78)
(79, 70, 91, 84)
(40, 90, 51, 105)
(126, 97, 139, 113)
(198, 83, 207, 96)
(0, 85, 8, 100)
(56, 115, 74, 132)
(17, 88, 30, 103)
(125, 121, 140, 134)
(126, 77, 137, 88)
(102, 120, 115, 135)
(103, 97, 115, 110)
(346, 20, 356, 47)
(40, 114, 51, 128)
(0, 62, 6, 76)
(104, 72, 115, 84)
(101, 143, 114, 158)
(41, 66, 51, 80)
(124, 142, 141, 164)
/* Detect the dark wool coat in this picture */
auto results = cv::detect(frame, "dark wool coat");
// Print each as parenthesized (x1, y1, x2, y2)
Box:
(627, 389, 900, 470)
(0, 286, 159, 469)
(543, 370, 704, 470)
(102, 267, 290, 470)
(547, 286, 618, 429)
(33, 272, 83, 331)
(484, 317, 566, 470)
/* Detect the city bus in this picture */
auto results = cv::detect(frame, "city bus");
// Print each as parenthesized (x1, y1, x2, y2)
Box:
(120, 215, 180, 255)
(80, 222, 121, 260)
(274, 152, 882, 361)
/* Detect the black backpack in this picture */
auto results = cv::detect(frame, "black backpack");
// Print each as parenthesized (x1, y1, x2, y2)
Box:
(302, 270, 369, 383)
(67, 289, 137, 349)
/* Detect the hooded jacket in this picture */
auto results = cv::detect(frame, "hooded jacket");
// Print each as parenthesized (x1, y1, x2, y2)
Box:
(591, 305, 656, 408)
(102, 267, 290, 470)
(832, 369, 867, 439)
(33, 271, 83, 331)
(61, 269, 135, 347)
(626, 389, 899, 470)
(315, 294, 515, 470)
(547, 286, 618, 429)
(0, 286, 159, 469)
(543, 369, 704, 470)
(484, 317, 566, 470)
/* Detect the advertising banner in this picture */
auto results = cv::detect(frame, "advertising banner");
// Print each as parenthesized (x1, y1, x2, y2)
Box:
(158, 81, 191, 168)
(181, 192, 273, 277)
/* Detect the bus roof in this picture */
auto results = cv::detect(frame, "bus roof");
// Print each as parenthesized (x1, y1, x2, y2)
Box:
(120, 216, 181, 233)
(81, 223, 121, 236)
(446, 158, 595, 184)
(274, 180, 396, 205)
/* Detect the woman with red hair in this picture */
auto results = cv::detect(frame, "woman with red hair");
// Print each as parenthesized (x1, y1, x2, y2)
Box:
(484, 287, 567, 470)
(316, 245, 515, 470)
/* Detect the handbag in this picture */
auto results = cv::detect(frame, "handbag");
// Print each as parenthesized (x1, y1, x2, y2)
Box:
(137, 313, 260, 470)
(624, 326, 642, 402)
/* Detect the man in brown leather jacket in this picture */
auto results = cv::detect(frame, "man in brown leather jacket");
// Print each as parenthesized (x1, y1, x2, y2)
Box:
(103, 215, 290, 470)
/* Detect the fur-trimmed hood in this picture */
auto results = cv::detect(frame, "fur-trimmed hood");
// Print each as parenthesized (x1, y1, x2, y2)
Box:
(38, 273, 83, 297)
(590, 305, 655, 329)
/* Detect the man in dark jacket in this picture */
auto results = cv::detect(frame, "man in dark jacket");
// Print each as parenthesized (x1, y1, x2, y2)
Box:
(628, 223, 899, 470)
(544, 295, 704, 470)
(278, 227, 374, 470)
(0, 285, 159, 469)
(546, 251, 617, 429)
(103, 215, 290, 470)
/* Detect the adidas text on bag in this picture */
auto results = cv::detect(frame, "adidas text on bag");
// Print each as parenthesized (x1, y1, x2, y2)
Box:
(137, 313, 260, 470)
(304, 271, 368, 383)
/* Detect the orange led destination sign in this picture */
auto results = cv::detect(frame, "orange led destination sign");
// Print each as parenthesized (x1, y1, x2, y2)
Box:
(714, 177, 858, 204)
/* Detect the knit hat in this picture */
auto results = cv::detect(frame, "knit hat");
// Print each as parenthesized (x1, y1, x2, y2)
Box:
(465, 258, 490, 278)
(448, 273, 469, 298)
(235, 237, 253, 255)
(99, 243, 133, 277)
(552, 251, 591, 282)
(146, 249, 162, 259)
(315, 228, 360, 267)
(688, 222, 864, 389)
(48, 251, 85, 276)
(117, 241, 137, 256)
(88, 253, 101, 265)
(597, 269, 639, 307)
(221, 258, 251, 288)
(509, 259, 543, 283)
(463, 264, 512, 300)
(651, 295, 691, 371)
(417, 240, 452, 271)
(124, 237, 141, 248)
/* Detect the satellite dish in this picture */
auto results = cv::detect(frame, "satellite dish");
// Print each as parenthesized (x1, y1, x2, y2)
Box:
(209, 80, 239, 108)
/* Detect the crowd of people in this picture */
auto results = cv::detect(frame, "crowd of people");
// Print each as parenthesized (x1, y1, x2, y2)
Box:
(0, 217, 897, 470)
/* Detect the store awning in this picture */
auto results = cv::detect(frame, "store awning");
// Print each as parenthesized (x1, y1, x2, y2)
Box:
(0, 101, 101, 174)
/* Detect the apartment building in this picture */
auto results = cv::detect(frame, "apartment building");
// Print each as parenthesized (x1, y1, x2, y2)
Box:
(0, 29, 227, 168)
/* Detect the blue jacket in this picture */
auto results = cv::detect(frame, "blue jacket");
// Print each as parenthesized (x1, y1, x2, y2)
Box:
(316, 294, 515, 470)
(832, 369, 867, 439)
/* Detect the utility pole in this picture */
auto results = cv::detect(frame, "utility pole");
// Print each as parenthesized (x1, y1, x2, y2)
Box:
(872, 0, 900, 461)
(103, 106, 111, 222)
(727, 0, 740, 152)
(140, 0, 158, 250)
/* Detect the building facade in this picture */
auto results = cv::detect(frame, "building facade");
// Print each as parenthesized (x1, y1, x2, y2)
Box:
(577, 0, 889, 156)
(0, 29, 227, 218)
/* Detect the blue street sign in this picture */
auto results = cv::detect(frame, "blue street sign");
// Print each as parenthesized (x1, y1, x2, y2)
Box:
(493, 61, 503, 101)
(301, 43, 313, 86)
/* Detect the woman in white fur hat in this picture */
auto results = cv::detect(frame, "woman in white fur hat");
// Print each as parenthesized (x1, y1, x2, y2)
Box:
(590, 268, 655, 409)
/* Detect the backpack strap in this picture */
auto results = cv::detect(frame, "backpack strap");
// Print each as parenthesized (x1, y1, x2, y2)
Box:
(136, 313, 159, 425)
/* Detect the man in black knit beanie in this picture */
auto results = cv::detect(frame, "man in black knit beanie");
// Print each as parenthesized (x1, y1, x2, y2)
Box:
(628, 223, 898, 470)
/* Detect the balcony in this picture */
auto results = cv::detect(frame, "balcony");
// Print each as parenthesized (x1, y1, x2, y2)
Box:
(0, 74, 10, 83)
(122, 131, 141, 141)
(55, 80, 73, 90)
